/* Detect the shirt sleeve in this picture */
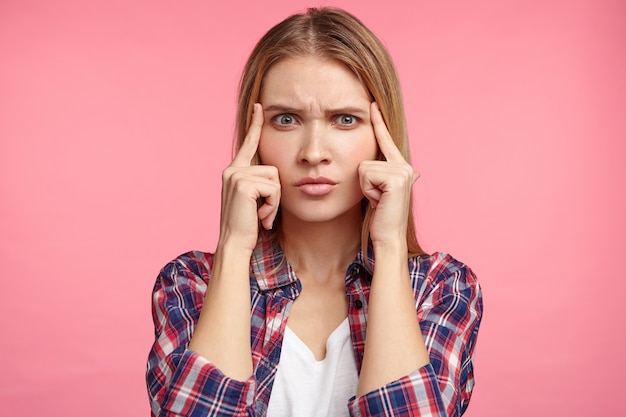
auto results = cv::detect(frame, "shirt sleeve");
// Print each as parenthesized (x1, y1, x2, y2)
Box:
(146, 254, 257, 417)
(348, 254, 483, 417)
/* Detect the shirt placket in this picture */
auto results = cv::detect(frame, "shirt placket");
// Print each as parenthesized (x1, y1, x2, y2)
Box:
(345, 263, 369, 372)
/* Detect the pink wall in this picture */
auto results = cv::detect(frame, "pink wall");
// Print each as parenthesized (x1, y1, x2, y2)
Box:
(1, 0, 624, 415)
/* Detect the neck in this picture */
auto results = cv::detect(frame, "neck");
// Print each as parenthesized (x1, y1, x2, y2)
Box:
(279, 207, 362, 282)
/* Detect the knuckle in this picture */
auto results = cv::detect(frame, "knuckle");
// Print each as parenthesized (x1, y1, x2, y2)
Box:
(232, 179, 254, 197)
(358, 161, 372, 172)
(226, 171, 250, 192)
(222, 167, 235, 181)
(389, 175, 406, 188)
(266, 165, 279, 177)
(228, 169, 244, 182)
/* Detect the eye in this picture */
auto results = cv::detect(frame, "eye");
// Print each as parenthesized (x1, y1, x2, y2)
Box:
(335, 114, 358, 127)
(273, 114, 297, 125)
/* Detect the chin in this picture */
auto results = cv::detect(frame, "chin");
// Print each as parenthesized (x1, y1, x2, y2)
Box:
(281, 201, 363, 225)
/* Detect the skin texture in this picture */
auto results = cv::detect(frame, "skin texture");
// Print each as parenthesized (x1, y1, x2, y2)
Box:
(189, 55, 429, 395)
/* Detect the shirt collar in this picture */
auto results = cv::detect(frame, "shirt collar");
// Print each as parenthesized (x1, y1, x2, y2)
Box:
(356, 239, 375, 275)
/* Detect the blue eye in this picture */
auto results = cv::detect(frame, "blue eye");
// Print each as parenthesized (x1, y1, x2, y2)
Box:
(275, 114, 296, 125)
(336, 114, 357, 126)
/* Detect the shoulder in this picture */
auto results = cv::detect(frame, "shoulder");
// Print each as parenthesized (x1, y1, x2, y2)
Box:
(157, 250, 215, 286)
(150, 251, 217, 326)
(408, 252, 481, 299)
(410, 252, 477, 281)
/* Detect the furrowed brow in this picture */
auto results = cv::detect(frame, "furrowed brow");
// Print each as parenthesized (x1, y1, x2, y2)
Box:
(263, 104, 301, 113)
(326, 107, 369, 116)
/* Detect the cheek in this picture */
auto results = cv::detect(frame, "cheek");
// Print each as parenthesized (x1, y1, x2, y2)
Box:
(338, 143, 378, 171)
(258, 136, 293, 172)
(355, 130, 379, 161)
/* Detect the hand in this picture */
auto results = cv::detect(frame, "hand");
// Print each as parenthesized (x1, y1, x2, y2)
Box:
(218, 103, 281, 252)
(359, 102, 419, 247)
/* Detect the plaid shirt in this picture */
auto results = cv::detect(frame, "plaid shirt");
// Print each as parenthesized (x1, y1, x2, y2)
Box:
(147, 234, 482, 417)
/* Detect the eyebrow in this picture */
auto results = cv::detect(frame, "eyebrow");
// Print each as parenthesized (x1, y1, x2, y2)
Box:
(263, 105, 299, 113)
(263, 104, 370, 116)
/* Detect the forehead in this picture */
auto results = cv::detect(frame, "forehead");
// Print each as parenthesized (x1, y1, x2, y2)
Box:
(260, 56, 370, 106)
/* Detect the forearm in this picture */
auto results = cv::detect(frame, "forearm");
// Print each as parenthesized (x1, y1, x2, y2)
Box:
(356, 242, 429, 396)
(188, 241, 253, 381)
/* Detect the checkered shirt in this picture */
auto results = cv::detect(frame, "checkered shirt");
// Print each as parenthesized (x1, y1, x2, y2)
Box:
(147, 235, 482, 416)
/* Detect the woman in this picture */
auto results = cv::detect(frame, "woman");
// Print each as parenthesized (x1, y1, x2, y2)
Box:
(147, 7, 482, 417)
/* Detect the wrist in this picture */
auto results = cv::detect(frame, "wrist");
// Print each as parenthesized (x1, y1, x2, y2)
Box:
(213, 239, 254, 279)
(371, 237, 407, 257)
(217, 231, 256, 256)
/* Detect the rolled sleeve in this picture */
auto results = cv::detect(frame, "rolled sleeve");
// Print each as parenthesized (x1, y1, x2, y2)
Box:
(348, 365, 446, 417)
(158, 350, 256, 416)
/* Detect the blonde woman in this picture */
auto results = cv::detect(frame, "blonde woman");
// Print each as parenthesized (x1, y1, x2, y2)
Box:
(147, 7, 482, 417)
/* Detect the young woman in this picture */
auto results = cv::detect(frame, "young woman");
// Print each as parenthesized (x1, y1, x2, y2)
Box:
(147, 7, 482, 417)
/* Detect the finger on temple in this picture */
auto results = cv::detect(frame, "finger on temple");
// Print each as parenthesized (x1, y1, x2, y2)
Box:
(370, 102, 405, 163)
(232, 103, 264, 167)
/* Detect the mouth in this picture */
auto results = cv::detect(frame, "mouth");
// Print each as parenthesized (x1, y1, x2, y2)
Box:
(295, 177, 337, 196)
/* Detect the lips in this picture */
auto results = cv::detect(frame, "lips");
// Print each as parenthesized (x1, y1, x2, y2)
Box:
(295, 177, 337, 196)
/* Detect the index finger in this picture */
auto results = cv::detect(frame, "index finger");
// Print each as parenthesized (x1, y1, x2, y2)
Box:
(370, 102, 405, 164)
(232, 103, 264, 167)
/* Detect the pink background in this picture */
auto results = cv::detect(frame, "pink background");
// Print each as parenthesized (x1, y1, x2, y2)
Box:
(1, 0, 625, 415)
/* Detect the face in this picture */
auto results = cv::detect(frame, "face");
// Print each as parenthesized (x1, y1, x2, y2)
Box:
(258, 56, 378, 225)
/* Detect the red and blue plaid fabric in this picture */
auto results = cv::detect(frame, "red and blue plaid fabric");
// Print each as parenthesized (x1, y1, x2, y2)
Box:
(147, 234, 482, 416)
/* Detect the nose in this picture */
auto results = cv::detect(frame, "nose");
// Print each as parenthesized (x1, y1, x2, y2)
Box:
(298, 122, 330, 165)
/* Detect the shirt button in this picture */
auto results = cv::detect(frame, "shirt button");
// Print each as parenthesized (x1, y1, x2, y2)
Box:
(351, 267, 360, 277)
(354, 300, 363, 309)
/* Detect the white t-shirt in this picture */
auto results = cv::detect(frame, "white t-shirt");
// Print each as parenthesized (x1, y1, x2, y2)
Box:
(267, 318, 358, 416)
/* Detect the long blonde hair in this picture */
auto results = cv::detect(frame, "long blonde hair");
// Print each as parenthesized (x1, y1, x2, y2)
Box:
(234, 7, 425, 257)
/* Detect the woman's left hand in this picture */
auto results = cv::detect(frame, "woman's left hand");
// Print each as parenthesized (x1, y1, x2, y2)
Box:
(359, 102, 419, 247)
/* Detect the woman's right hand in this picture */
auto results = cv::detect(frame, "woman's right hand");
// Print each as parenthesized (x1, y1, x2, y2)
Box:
(187, 105, 276, 380)
(218, 103, 281, 252)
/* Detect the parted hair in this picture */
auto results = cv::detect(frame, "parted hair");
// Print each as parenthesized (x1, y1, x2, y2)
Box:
(234, 7, 425, 257)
